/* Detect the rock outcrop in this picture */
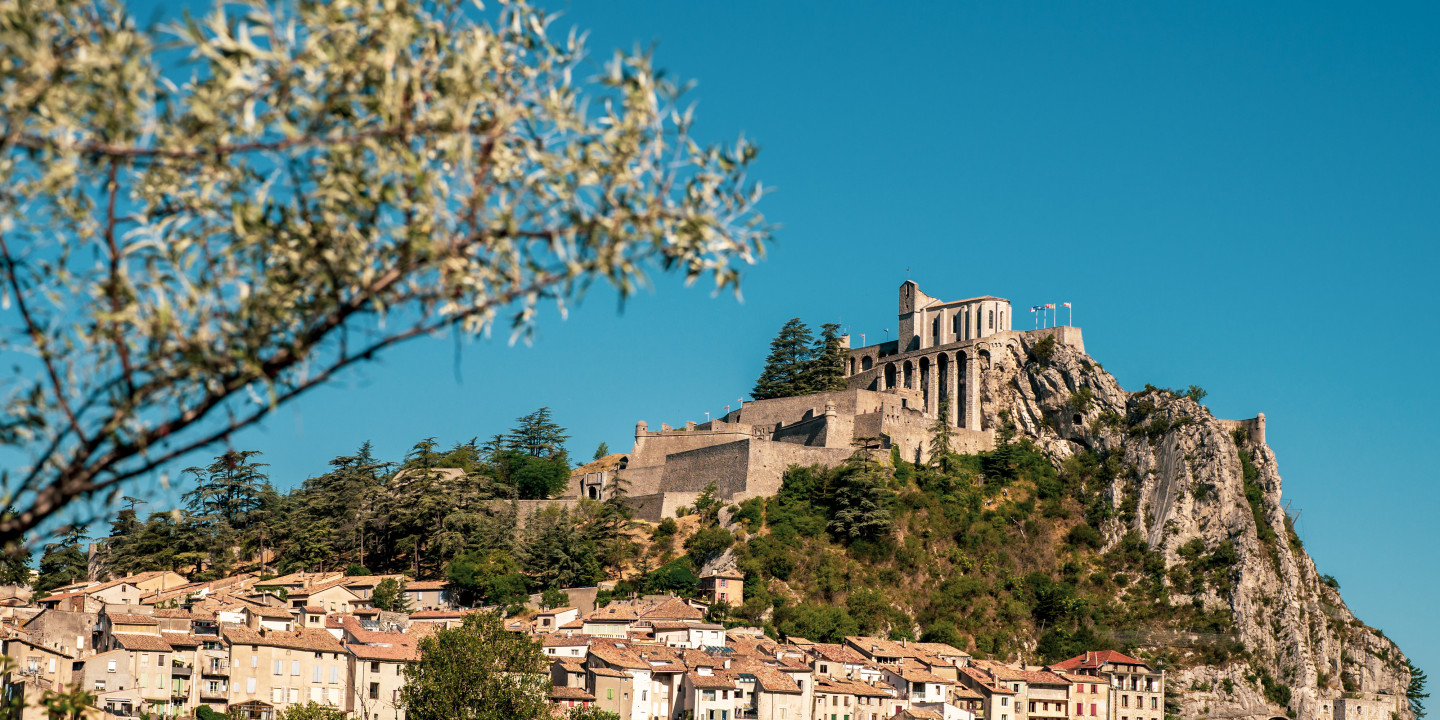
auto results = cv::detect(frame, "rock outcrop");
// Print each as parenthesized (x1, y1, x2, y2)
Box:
(981, 335, 1414, 720)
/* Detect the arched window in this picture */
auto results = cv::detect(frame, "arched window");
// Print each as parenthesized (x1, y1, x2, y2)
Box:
(862, 356, 873, 371)
(988, 309, 994, 330)
(1000, 310, 1005, 330)
(849, 357, 856, 375)
(932, 316, 940, 346)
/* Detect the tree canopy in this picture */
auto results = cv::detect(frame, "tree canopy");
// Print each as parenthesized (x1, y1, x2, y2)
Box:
(0, 0, 767, 548)
(751, 319, 849, 400)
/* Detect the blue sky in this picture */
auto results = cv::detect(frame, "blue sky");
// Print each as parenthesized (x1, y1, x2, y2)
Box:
(119, 0, 1437, 675)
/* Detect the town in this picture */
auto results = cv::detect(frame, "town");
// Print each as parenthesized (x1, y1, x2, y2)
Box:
(0, 567, 1168, 720)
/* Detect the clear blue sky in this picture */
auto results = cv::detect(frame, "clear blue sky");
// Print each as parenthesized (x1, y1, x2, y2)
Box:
(124, 0, 1439, 675)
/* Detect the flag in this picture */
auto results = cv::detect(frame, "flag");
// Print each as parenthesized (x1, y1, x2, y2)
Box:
(1044, 304, 1055, 309)
(1063, 302, 1072, 308)
(1030, 306, 1040, 312)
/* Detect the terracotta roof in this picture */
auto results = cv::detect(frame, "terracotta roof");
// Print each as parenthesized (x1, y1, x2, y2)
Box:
(538, 607, 576, 616)
(894, 665, 950, 684)
(222, 626, 345, 653)
(405, 581, 446, 591)
(958, 666, 1016, 694)
(152, 608, 214, 620)
(588, 666, 628, 678)
(688, 671, 737, 690)
(912, 642, 969, 658)
(810, 643, 865, 664)
(346, 635, 421, 662)
(638, 597, 706, 621)
(952, 685, 985, 700)
(549, 686, 595, 701)
(409, 610, 471, 620)
(105, 613, 159, 626)
(815, 678, 895, 698)
(159, 633, 204, 648)
(248, 606, 295, 620)
(588, 643, 649, 670)
(540, 634, 590, 647)
(584, 605, 640, 622)
(845, 636, 917, 659)
(342, 575, 405, 589)
(1049, 650, 1150, 672)
(111, 633, 173, 652)
(732, 661, 802, 694)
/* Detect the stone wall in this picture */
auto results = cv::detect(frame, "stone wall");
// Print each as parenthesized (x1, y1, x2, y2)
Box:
(1217, 414, 1267, 446)
(628, 491, 703, 523)
(737, 443, 853, 500)
(658, 441, 753, 497)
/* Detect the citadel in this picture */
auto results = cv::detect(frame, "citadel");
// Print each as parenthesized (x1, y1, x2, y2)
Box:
(569, 281, 1089, 521)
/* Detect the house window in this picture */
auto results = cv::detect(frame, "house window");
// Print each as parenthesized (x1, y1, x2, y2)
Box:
(607, 689, 614, 700)
(313, 665, 322, 682)
(292, 660, 300, 676)
(107, 661, 116, 673)
(371, 662, 381, 673)
(369, 682, 380, 700)
(247, 678, 257, 693)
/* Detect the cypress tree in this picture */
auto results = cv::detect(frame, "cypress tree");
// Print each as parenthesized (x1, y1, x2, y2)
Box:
(804, 322, 849, 393)
(752, 318, 814, 400)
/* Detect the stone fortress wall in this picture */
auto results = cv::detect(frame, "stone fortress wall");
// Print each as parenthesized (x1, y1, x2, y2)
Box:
(533, 280, 1268, 532)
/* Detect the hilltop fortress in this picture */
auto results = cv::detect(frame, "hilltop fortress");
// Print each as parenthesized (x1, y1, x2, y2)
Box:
(566, 281, 1090, 521)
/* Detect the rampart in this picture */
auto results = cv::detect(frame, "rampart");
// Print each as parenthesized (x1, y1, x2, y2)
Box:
(1216, 413, 1267, 446)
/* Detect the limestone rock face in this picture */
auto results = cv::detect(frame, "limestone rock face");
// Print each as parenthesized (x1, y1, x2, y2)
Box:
(981, 335, 1414, 720)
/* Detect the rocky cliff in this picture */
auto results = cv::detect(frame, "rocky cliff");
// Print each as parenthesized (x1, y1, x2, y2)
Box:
(982, 334, 1414, 720)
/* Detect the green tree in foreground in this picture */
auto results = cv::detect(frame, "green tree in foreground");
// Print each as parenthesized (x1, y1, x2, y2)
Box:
(278, 702, 347, 720)
(0, 0, 767, 549)
(400, 612, 549, 720)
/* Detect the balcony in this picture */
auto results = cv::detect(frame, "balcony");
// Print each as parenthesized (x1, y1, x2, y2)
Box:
(171, 667, 192, 678)
(200, 687, 229, 701)
(202, 662, 230, 677)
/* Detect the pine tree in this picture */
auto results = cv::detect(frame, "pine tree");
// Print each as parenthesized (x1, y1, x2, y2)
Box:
(752, 318, 814, 400)
(803, 322, 849, 393)
(36, 527, 89, 593)
(592, 442, 610, 461)
(929, 398, 954, 466)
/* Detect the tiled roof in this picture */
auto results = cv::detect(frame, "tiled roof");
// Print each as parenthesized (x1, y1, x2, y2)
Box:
(815, 678, 894, 698)
(409, 610, 471, 620)
(958, 666, 1016, 694)
(583, 605, 640, 622)
(541, 634, 590, 647)
(346, 635, 421, 662)
(222, 626, 345, 654)
(894, 665, 950, 684)
(688, 671, 737, 690)
(810, 643, 866, 664)
(111, 633, 173, 652)
(159, 633, 205, 648)
(405, 580, 446, 591)
(912, 642, 969, 658)
(105, 613, 159, 626)
(549, 686, 595, 701)
(1049, 649, 1149, 672)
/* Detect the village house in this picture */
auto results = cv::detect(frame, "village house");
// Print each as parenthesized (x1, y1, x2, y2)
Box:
(222, 625, 349, 718)
(1048, 652, 1163, 720)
